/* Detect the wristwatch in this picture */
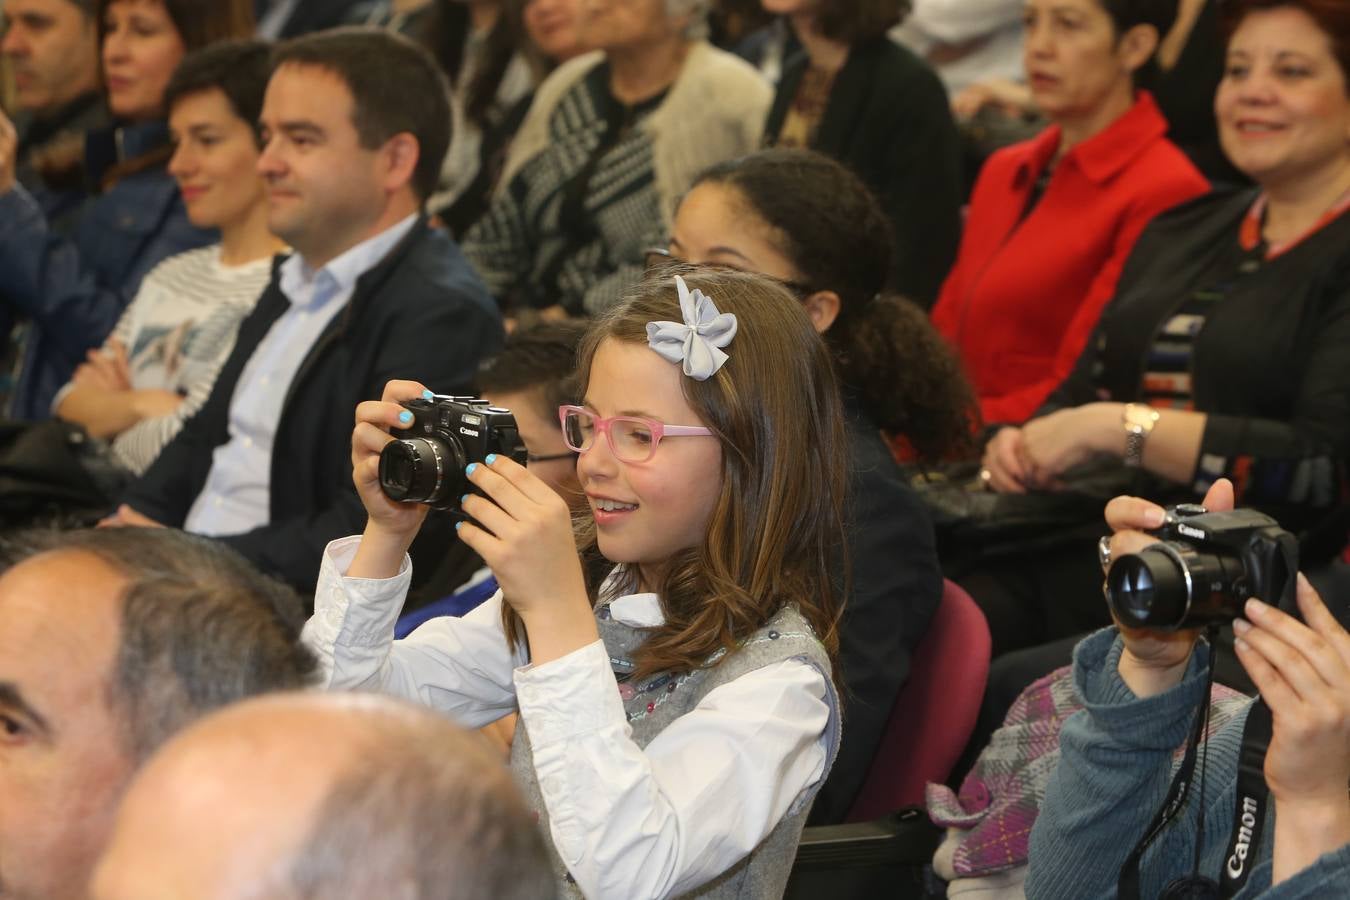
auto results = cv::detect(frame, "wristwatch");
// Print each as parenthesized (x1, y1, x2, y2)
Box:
(1122, 403, 1160, 468)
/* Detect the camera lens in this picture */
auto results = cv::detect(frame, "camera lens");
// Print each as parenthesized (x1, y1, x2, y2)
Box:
(378, 436, 466, 507)
(1106, 545, 1192, 630)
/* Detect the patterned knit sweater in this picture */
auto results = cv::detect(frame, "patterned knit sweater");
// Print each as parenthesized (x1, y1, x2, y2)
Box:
(1026, 629, 1350, 898)
(462, 42, 770, 316)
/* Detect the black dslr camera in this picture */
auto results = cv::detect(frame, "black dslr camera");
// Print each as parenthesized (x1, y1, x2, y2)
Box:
(378, 395, 526, 513)
(1105, 505, 1298, 630)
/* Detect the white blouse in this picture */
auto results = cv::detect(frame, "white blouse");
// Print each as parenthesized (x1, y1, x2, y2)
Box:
(303, 536, 832, 899)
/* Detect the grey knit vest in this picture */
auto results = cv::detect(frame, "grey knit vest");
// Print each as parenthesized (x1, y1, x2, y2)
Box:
(509, 600, 841, 899)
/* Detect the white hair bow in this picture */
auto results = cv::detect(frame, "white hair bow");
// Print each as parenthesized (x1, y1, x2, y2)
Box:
(645, 275, 738, 380)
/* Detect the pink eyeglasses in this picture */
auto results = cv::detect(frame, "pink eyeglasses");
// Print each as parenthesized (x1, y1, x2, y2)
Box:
(558, 405, 714, 463)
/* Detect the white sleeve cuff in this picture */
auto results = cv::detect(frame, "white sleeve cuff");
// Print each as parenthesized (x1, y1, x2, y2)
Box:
(514, 640, 627, 746)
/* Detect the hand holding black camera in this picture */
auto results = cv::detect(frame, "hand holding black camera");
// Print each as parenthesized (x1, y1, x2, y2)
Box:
(1105, 501, 1299, 632)
(1099, 480, 1240, 695)
(377, 393, 526, 514)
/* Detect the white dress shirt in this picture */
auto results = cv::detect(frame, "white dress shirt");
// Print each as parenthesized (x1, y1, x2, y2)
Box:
(185, 216, 417, 536)
(303, 536, 832, 900)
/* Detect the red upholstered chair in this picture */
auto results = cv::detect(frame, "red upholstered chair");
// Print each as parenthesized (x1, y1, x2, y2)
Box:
(844, 579, 991, 822)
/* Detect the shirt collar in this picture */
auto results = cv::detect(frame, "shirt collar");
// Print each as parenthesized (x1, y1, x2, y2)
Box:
(1016, 91, 1171, 187)
(609, 592, 666, 627)
(597, 568, 667, 627)
(279, 214, 418, 308)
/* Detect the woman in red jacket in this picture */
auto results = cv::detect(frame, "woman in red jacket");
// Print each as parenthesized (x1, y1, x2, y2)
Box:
(931, 0, 1209, 425)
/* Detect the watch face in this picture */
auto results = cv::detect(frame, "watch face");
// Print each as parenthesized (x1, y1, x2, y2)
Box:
(1124, 405, 1160, 431)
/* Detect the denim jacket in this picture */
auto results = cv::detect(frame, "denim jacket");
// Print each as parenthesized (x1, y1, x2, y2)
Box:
(0, 120, 216, 419)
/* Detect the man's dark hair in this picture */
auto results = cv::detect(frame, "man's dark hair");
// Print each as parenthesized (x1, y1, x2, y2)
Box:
(476, 319, 588, 421)
(0, 528, 317, 763)
(271, 27, 452, 203)
(165, 40, 273, 146)
(288, 706, 553, 900)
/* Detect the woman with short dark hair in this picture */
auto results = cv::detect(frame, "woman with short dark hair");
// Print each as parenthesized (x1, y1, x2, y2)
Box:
(931, 0, 1209, 426)
(761, 0, 963, 306)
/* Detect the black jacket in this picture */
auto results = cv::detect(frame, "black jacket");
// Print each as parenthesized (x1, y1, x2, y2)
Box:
(1041, 188, 1350, 559)
(123, 220, 503, 592)
(765, 38, 963, 307)
(810, 404, 943, 824)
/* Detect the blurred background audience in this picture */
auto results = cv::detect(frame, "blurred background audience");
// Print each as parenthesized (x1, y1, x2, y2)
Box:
(2, 0, 105, 234)
(762, 0, 962, 306)
(894, 0, 1024, 96)
(0, 0, 253, 422)
(461, 0, 770, 319)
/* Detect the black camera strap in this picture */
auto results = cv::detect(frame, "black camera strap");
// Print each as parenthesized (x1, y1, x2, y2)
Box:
(1218, 698, 1273, 896)
(1119, 630, 1220, 900)
(1119, 634, 1278, 900)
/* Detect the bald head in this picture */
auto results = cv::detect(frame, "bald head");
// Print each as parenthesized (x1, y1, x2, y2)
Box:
(93, 693, 554, 900)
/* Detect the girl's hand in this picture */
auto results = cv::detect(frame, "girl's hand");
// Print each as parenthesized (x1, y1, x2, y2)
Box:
(1236, 576, 1350, 808)
(1106, 479, 1235, 696)
(982, 426, 1030, 494)
(1019, 403, 1119, 489)
(459, 454, 596, 664)
(351, 380, 433, 544)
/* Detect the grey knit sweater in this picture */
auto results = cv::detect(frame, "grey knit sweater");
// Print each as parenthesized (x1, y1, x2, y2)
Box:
(1026, 628, 1350, 898)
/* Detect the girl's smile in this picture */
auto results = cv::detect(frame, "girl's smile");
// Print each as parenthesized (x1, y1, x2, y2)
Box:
(577, 339, 723, 576)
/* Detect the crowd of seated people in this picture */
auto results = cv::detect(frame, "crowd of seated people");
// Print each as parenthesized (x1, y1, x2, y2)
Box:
(0, 0, 1348, 896)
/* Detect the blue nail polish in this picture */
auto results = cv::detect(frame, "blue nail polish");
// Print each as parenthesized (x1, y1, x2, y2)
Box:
(460, 494, 469, 505)
(422, 389, 434, 400)
(455, 521, 463, 531)
(466, 463, 478, 476)
(398, 411, 413, 424)
(485, 453, 497, 465)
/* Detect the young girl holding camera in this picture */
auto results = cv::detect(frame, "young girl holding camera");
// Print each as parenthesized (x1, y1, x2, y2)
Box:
(303, 270, 845, 899)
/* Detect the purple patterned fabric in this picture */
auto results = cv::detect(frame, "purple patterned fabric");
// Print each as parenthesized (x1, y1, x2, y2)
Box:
(926, 665, 1246, 877)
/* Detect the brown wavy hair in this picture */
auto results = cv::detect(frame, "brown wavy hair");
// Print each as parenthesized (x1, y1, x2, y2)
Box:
(504, 269, 848, 683)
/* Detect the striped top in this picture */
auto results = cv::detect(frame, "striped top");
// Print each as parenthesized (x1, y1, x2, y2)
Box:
(77, 245, 270, 474)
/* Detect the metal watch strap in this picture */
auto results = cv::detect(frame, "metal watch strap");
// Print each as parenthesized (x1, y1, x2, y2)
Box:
(1123, 404, 1159, 468)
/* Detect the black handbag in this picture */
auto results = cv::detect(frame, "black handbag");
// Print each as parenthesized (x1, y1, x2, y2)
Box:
(0, 420, 123, 528)
(909, 459, 1140, 569)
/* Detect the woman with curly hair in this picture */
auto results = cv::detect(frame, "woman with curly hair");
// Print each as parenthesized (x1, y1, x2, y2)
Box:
(654, 147, 978, 822)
